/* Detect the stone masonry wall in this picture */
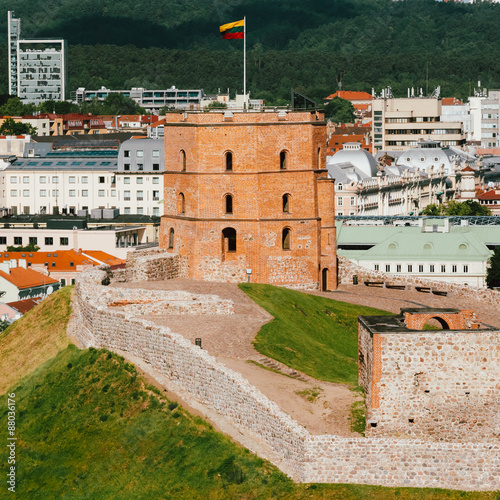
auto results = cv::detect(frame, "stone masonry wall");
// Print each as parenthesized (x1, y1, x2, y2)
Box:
(125, 249, 188, 282)
(338, 255, 500, 306)
(69, 264, 500, 491)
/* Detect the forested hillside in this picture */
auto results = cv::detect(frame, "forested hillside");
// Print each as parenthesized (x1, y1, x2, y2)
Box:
(2, 0, 500, 102)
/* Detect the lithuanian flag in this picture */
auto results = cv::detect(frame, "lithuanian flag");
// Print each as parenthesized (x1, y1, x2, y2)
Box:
(220, 19, 244, 39)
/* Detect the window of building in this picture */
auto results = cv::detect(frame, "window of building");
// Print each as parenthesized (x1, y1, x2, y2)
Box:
(124, 150, 130, 158)
(430, 265, 435, 273)
(419, 264, 424, 272)
(337, 197, 343, 206)
(40, 190, 47, 197)
(23, 190, 30, 197)
(137, 191, 144, 201)
(225, 194, 233, 214)
(282, 228, 291, 250)
(153, 207, 159, 216)
(152, 177, 160, 184)
(180, 150, 186, 171)
(52, 176, 59, 184)
(40, 177, 46, 184)
(374, 264, 379, 271)
(45, 237, 53, 245)
(98, 190, 105, 197)
(82, 176, 88, 184)
(124, 164, 130, 171)
(385, 264, 390, 272)
(396, 264, 401, 272)
(29, 237, 37, 245)
(222, 227, 237, 252)
(283, 193, 291, 213)
(168, 228, 175, 249)
(69, 190, 76, 197)
(124, 177, 131, 184)
(153, 164, 160, 171)
(23, 176, 29, 184)
(51, 262, 56, 267)
(179, 192, 185, 214)
(225, 151, 233, 171)
(408, 264, 413, 272)
(280, 150, 288, 170)
(350, 197, 355, 206)
(452, 265, 457, 273)
(14, 237, 22, 245)
(60, 278, 66, 287)
(124, 190, 131, 201)
(10, 177, 17, 184)
(337, 183, 343, 191)
(111, 189, 116, 197)
(69, 176, 76, 183)
(10, 190, 17, 197)
(99, 176, 105, 183)
(463, 265, 469, 273)
(152, 150, 160, 158)
(82, 190, 88, 197)
(137, 164, 143, 171)
(124, 207, 131, 215)
(0, 237, 6, 245)
(153, 190, 160, 201)
(137, 177, 143, 184)
(60, 237, 69, 246)
(52, 190, 59, 197)
(137, 207, 144, 215)
(441, 265, 446, 272)
(136, 150, 144, 158)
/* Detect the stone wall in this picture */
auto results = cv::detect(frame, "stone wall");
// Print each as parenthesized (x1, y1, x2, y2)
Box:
(69, 265, 500, 491)
(338, 255, 500, 306)
(125, 249, 188, 282)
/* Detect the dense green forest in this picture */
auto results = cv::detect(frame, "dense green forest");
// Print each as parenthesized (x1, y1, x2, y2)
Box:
(2, 0, 500, 103)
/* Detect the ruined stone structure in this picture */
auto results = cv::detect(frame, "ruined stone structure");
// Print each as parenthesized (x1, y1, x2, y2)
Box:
(70, 262, 500, 491)
(359, 308, 500, 441)
(159, 111, 337, 290)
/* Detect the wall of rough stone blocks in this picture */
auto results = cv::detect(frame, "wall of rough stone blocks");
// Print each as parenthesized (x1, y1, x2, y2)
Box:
(125, 248, 188, 282)
(69, 264, 500, 491)
(359, 318, 500, 442)
(338, 255, 500, 306)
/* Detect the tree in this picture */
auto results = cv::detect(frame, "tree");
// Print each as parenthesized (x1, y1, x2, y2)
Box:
(422, 200, 491, 216)
(0, 319, 10, 333)
(422, 203, 443, 216)
(6, 243, 40, 252)
(0, 118, 37, 136)
(0, 97, 26, 116)
(486, 246, 500, 289)
(324, 97, 355, 123)
(206, 101, 227, 109)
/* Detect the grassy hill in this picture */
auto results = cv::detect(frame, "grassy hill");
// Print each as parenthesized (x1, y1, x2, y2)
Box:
(0, 286, 496, 498)
(239, 283, 390, 385)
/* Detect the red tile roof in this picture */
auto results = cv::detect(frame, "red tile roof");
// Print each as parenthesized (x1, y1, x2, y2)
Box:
(82, 251, 126, 269)
(0, 249, 98, 271)
(7, 297, 43, 314)
(0, 267, 59, 289)
(324, 91, 373, 101)
(461, 166, 475, 172)
(478, 189, 500, 200)
(442, 97, 463, 106)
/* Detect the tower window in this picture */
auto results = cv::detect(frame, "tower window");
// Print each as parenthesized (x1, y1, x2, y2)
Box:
(225, 151, 233, 171)
(180, 150, 186, 171)
(225, 194, 233, 214)
(222, 227, 237, 253)
(168, 228, 174, 249)
(283, 193, 290, 213)
(178, 192, 185, 214)
(280, 150, 288, 170)
(282, 228, 291, 250)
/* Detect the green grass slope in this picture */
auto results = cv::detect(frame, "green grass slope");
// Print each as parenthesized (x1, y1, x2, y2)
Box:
(1, 345, 495, 499)
(239, 283, 391, 385)
(0, 286, 71, 395)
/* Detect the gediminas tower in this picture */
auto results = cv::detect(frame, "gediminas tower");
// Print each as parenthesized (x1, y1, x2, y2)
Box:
(160, 110, 337, 290)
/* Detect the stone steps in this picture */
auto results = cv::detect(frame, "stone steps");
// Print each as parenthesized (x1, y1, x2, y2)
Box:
(258, 357, 309, 382)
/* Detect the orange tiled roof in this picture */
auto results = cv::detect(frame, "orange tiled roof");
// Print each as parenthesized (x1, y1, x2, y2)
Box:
(478, 189, 500, 200)
(0, 267, 59, 289)
(82, 251, 126, 268)
(442, 97, 463, 106)
(0, 249, 97, 271)
(324, 91, 373, 101)
(7, 297, 43, 314)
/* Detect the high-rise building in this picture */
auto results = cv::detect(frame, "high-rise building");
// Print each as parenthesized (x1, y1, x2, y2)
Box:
(7, 11, 67, 104)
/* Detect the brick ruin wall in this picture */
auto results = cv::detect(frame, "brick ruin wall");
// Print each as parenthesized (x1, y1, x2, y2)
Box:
(359, 322, 500, 442)
(338, 255, 500, 306)
(125, 248, 189, 282)
(69, 263, 500, 491)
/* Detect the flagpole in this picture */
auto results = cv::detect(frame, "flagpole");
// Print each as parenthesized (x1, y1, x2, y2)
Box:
(243, 16, 246, 111)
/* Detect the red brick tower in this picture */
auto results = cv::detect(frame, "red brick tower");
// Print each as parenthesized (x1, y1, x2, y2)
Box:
(160, 110, 337, 290)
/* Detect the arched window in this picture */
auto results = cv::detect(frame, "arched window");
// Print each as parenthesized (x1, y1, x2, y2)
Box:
(225, 194, 233, 214)
(282, 193, 290, 213)
(180, 150, 186, 171)
(280, 150, 288, 170)
(178, 192, 185, 214)
(225, 151, 233, 171)
(222, 227, 237, 253)
(282, 227, 291, 250)
(317, 147, 321, 168)
(168, 228, 174, 249)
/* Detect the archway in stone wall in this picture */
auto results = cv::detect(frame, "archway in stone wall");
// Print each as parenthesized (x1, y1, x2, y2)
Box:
(423, 317, 449, 330)
(322, 268, 329, 291)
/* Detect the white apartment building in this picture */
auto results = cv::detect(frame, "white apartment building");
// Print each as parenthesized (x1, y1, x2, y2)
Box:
(8, 12, 67, 104)
(372, 97, 465, 152)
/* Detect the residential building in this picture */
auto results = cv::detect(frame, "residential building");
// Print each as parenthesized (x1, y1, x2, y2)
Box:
(8, 11, 67, 104)
(372, 95, 465, 151)
(327, 124, 372, 155)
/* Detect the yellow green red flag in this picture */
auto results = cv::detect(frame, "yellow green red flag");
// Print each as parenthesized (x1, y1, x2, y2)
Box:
(219, 19, 244, 39)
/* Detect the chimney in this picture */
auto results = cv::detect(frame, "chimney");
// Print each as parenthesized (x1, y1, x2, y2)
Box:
(0, 262, 10, 274)
(18, 259, 27, 269)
